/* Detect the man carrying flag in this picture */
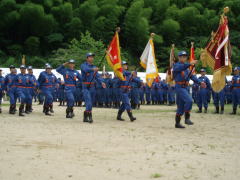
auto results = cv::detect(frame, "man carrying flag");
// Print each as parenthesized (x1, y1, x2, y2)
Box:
(106, 27, 140, 121)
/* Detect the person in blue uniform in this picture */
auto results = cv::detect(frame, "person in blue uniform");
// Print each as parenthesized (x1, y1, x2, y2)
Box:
(14, 65, 28, 116)
(38, 64, 57, 116)
(151, 78, 159, 105)
(139, 80, 145, 105)
(145, 83, 151, 105)
(112, 74, 120, 108)
(173, 51, 203, 128)
(225, 81, 232, 104)
(4, 65, 18, 114)
(58, 79, 65, 106)
(0, 69, 5, 113)
(103, 72, 112, 108)
(80, 52, 106, 123)
(196, 69, 211, 113)
(167, 84, 175, 106)
(130, 71, 141, 109)
(191, 82, 199, 103)
(117, 61, 142, 121)
(162, 79, 168, 104)
(213, 88, 225, 114)
(25, 66, 37, 113)
(56, 59, 82, 118)
(75, 79, 83, 107)
(230, 67, 240, 114)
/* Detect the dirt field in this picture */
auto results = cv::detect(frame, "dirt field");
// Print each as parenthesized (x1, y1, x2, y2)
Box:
(0, 103, 239, 180)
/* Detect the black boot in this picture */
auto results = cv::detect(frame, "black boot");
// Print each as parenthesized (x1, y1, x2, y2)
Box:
(204, 108, 208, 113)
(220, 106, 224, 114)
(127, 111, 136, 122)
(45, 105, 51, 116)
(83, 111, 89, 122)
(59, 101, 62, 106)
(88, 112, 93, 123)
(25, 104, 30, 114)
(9, 104, 15, 114)
(0, 106, 2, 113)
(137, 104, 140, 110)
(49, 104, 54, 113)
(71, 107, 75, 118)
(19, 103, 25, 116)
(175, 115, 185, 128)
(214, 106, 219, 114)
(230, 108, 237, 115)
(29, 104, 33, 112)
(117, 110, 125, 121)
(185, 112, 194, 125)
(66, 107, 71, 118)
(13, 104, 17, 113)
(197, 107, 202, 113)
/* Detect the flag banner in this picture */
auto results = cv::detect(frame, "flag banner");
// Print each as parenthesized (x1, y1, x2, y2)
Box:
(106, 31, 124, 81)
(200, 8, 232, 92)
(166, 44, 175, 85)
(189, 42, 196, 74)
(140, 37, 158, 87)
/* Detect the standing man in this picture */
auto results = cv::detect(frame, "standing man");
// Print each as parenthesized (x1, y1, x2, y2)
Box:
(197, 69, 211, 113)
(117, 61, 141, 121)
(80, 52, 106, 123)
(4, 65, 17, 114)
(0, 69, 5, 113)
(25, 66, 37, 113)
(56, 59, 82, 118)
(213, 88, 225, 114)
(173, 51, 202, 128)
(230, 67, 240, 114)
(15, 65, 28, 116)
(38, 64, 57, 116)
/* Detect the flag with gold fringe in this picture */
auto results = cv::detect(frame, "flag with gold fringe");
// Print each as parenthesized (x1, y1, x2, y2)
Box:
(140, 33, 159, 87)
(106, 28, 124, 81)
(200, 7, 232, 92)
(166, 44, 175, 85)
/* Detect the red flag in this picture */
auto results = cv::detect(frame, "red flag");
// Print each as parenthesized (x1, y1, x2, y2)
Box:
(106, 31, 124, 80)
(200, 7, 232, 92)
(189, 42, 196, 74)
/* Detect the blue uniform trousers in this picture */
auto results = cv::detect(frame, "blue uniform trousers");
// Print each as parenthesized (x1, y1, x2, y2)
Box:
(176, 87, 192, 115)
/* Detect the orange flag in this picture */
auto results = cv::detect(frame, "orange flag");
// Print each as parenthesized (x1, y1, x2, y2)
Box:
(106, 30, 124, 80)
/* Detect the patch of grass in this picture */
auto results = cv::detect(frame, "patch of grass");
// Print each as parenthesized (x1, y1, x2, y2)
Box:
(151, 173, 163, 178)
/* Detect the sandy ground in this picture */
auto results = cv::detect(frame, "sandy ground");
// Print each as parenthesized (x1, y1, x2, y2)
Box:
(0, 103, 240, 180)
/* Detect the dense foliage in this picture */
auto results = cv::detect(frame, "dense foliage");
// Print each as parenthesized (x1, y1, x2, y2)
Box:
(0, 0, 239, 72)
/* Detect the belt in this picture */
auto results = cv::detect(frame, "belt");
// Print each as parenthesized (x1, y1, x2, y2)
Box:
(120, 86, 131, 88)
(176, 81, 189, 85)
(25, 87, 34, 88)
(65, 84, 76, 87)
(43, 85, 53, 88)
(16, 86, 26, 88)
(83, 82, 95, 85)
(233, 87, 240, 89)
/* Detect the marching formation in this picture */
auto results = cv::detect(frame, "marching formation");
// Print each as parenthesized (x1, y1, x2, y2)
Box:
(0, 8, 239, 129)
(0, 51, 239, 128)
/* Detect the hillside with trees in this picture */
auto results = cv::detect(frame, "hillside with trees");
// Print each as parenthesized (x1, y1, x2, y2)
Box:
(0, 0, 239, 72)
